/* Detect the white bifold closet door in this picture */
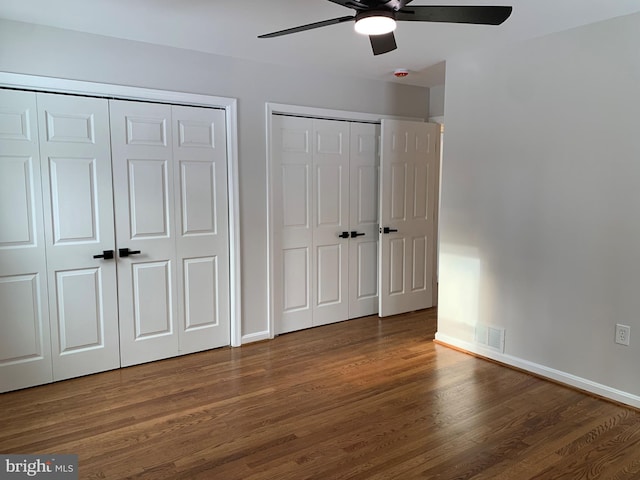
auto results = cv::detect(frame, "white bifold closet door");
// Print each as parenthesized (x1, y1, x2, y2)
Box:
(110, 100, 229, 367)
(1, 90, 231, 392)
(272, 115, 379, 334)
(37, 93, 121, 380)
(0, 91, 121, 390)
(0, 90, 53, 391)
(348, 122, 380, 319)
(310, 119, 350, 328)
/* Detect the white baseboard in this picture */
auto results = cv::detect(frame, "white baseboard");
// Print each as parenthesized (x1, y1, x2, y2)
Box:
(435, 332, 640, 409)
(241, 331, 271, 345)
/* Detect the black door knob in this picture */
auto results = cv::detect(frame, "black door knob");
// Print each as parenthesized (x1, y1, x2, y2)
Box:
(338, 231, 350, 239)
(119, 248, 142, 257)
(350, 231, 365, 238)
(382, 227, 398, 234)
(93, 250, 114, 260)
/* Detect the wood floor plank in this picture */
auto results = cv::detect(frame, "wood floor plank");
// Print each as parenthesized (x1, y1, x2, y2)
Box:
(2, 308, 640, 479)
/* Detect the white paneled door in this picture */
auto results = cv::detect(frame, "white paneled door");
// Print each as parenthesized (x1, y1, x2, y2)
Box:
(37, 93, 120, 380)
(349, 122, 379, 319)
(0, 88, 232, 392)
(378, 119, 439, 317)
(172, 105, 230, 354)
(110, 100, 229, 367)
(0, 90, 53, 391)
(272, 115, 313, 333)
(272, 115, 379, 334)
(312, 119, 350, 327)
(110, 100, 178, 367)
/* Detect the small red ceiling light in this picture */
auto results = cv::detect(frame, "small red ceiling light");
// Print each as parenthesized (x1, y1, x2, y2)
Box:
(394, 69, 409, 77)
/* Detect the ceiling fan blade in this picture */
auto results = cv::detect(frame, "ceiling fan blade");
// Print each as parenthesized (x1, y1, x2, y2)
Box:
(370, 32, 397, 55)
(396, 5, 512, 25)
(258, 16, 354, 38)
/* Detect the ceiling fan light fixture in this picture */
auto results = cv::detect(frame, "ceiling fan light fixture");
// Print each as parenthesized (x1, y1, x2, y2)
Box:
(354, 10, 396, 36)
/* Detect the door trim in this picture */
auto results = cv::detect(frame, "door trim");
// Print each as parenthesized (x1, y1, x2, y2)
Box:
(0, 72, 242, 347)
(265, 102, 423, 341)
(428, 116, 444, 306)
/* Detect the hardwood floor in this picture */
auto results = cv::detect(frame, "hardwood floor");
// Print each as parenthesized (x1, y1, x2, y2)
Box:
(2, 308, 640, 479)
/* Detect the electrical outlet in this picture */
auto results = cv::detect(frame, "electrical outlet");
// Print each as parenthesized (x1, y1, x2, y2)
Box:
(615, 324, 631, 346)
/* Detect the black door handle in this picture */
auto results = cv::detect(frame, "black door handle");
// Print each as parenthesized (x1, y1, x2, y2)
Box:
(338, 231, 350, 239)
(93, 250, 114, 260)
(119, 248, 142, 257)
(350, 231, 365, 238)
(382, 227, 398, 234)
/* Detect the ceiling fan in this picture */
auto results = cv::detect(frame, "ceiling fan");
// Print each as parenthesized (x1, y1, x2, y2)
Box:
(258, 0, 513, 56)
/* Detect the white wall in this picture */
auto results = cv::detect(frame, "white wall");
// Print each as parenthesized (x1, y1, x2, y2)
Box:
(437, 12, 640, 406)
(429, 84, 445, 118)
(0, 19, 429, 341)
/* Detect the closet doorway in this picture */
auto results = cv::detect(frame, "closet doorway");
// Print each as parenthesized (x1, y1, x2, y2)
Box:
(268, 104, 440, 336)
(271, 115, 380, 334)
(0, 73, 240, 392)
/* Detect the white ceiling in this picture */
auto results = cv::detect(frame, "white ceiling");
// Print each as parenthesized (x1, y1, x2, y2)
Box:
(2, 0, 640, 87)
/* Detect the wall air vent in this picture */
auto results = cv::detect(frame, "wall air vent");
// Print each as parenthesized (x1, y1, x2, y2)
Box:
(475, 324, 505, 353)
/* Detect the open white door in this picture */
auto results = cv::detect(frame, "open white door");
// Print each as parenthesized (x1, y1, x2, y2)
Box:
(378, 119, 439, 317)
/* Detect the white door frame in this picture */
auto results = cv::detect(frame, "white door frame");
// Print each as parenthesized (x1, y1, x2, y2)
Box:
(265, 102, 423, 341)
(0, 72, 243, 347)
(428, 116, 444, 305)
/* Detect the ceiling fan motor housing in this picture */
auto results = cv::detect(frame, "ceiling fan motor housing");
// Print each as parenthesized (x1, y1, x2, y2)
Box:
(353, 0, 411, 10)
